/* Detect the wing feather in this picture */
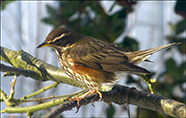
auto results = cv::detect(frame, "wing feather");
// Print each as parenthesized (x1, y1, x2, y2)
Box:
(66, 37, 150, 74)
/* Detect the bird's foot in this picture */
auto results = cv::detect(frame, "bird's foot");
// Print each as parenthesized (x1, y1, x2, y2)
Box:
(68, 89, 102, 113)
(68, 96, 82, 113)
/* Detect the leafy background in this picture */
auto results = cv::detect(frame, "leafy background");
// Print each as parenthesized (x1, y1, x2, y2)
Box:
(1, 1, 185, 118)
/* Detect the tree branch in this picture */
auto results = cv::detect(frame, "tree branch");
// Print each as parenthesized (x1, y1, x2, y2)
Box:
(1, 46, 185, 118)
(45, 85, 186, 118)
(0, 46, 88, 89)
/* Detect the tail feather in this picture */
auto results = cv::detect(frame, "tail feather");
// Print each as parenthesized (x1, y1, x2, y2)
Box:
(125, 42, 180, 64)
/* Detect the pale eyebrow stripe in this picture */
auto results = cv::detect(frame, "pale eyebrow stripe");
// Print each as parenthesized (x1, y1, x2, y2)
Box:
(52, 32, 71, 43)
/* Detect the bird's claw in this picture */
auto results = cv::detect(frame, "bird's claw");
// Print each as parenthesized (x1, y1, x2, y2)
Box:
(68, 96, 82, 113)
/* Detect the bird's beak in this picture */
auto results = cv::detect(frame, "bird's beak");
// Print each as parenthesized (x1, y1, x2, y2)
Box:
(37, 42, 51, 49)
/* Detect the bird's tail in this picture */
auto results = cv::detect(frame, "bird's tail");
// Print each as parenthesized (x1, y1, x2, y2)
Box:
(124, 42, 180, 64)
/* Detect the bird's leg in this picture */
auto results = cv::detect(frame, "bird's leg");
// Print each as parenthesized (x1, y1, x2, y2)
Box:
(70, 89, 102, 105)
(126, 87, 137, 118)
(70, 90, 94, 104)
(90, 90, 102, 106)
(136, 106, 140, 118)
(96, 90, 103, 101)
(69, 89, 102, 112)
(126, 99, 130, 118)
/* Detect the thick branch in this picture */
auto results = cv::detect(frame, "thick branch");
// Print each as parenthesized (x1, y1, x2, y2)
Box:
(1, 46, 185, 118)
(0, 46, 88, 89)
(0, 64, 39, 77)
(45, 85, 186, 118)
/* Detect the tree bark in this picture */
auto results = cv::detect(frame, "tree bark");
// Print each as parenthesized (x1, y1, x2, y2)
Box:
(1, 46, 185, 118)
(44, 85, 186, 118)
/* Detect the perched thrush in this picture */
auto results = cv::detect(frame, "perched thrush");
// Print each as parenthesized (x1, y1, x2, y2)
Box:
(37, 27, 179, 100)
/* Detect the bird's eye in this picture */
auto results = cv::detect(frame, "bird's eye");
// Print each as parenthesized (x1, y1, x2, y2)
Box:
(54, 39, 61, 44)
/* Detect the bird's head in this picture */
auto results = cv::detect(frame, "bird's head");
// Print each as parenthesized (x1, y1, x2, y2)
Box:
(37, 27, 82, 50)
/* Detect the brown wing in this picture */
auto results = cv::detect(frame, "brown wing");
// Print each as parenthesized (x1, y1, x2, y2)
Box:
(65, 37, 150, 74)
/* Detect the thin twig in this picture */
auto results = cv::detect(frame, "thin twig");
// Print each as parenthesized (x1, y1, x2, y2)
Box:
(44, 85, 186, 118)
(1, 46, 185, 118)
(18, 82, 59, 104)
(0, 63, 38, 78)
(22, 89, 87, 103)
(9, 75, 17, 100)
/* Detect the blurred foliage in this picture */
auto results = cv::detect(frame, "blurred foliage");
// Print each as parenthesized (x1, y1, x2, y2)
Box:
(155, 58, 186, 103)
(41, 0, 185, 117)
(42, 1, 136, 44)
(162, 0, 186, 106)
(137, 108, 159, 118)
(167, 19, 186, 54)
(0, 0, 15, 10)
(117, 36, 139, 51)
(106, 105, 115, 118)
(1, 0, 184, 117)
(174, 0, 186, 18)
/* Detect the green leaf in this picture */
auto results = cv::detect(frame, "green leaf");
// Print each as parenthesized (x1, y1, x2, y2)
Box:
(177, 38, 186, 54)
(46, 5, 58, 16)
(42, 18, 59, 28)
(113, 8, 127, 19)
(118, 36, 139, 51)
(109, 15, 125, 40)
(179, 61, 186, 72)
(88, 2, 103, 15)
(176, 19, 186, 35)
(174, 0, 186, 17)
(175, 61, 186, 83)
(168, 22, 176, 33)
(1, 0, 15, 10)
(59, 114, 64, 118)
(109, 1, 117, 12)
(165, 59, 185, 84)
(106, 105, 115, 118)
(166, 58, 176, 72)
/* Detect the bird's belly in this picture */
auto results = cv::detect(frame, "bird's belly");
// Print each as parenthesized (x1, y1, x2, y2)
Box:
(64, 65, 118, 90)
(58, 55, 117, 89)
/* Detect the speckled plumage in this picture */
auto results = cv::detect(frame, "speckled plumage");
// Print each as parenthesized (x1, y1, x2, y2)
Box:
(37, 27, 179, 90)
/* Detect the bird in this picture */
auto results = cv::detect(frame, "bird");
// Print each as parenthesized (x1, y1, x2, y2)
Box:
(37, 27, 179, 102)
